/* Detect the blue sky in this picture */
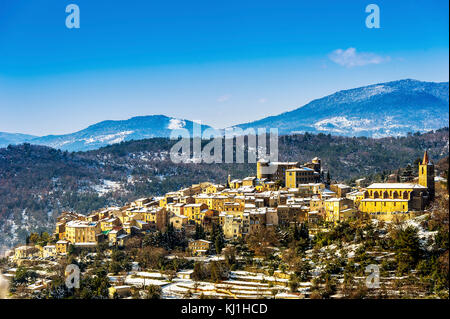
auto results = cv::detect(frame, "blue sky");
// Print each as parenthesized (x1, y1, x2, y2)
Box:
(0, 0, 448, 136)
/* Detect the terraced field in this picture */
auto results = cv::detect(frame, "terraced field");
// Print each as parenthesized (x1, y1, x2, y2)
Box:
(108, 270, 303, 299)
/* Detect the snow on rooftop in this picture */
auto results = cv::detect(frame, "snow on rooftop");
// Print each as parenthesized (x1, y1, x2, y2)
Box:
(367, 183, 427, 189)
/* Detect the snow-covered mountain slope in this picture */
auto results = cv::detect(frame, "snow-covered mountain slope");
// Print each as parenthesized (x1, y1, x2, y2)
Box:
(234, 79, 449, 137)
(1, 79, 448, 151)
(25, 115, 213, 151)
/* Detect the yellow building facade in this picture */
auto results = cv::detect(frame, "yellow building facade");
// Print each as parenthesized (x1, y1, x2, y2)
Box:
(418, 151, 435, 200)
(65, 220, 100, 244)
(184, 203, 208, 223)
(324, 198, 356, 224)
(359, 152, 433, 221)
(285, 168, 320, 188)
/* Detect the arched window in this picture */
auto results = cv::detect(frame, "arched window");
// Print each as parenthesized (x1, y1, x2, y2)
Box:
(373, 191, 379, 199)
(403, 191, 408, 199)
(393, 191, 399, 199)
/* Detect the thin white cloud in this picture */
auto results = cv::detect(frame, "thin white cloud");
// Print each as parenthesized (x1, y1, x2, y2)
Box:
(217, 94, 231, 102)
(329, 47, 390, 68)
(258, 98, 267, 103)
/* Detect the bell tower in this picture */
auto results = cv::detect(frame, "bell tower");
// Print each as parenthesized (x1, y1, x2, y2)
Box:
(418, 150, 435, 200)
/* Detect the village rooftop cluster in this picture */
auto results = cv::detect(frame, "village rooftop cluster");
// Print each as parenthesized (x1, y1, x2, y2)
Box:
(9, 151, 436, 262)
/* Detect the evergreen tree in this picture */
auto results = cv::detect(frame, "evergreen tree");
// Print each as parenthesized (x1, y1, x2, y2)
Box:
(211, 225, 225, 254)
(146, 285, 162, 299)
(194, 224, 206, 240)
(299, 223, 309, 240)
(393, 226, 422, 274)
(293, 257, 311, 282)
(192, 262, 206, 281)
(210, 261, 222, 282)
(290, 223, 300, 242)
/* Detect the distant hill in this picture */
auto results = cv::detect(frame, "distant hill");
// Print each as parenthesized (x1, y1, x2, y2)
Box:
(29, 115, 216, 152)
(0, 115, 214, 151)
(234, 79, 449, 137)
(0, 128, 448, 248)
(0, 132, 37, 147)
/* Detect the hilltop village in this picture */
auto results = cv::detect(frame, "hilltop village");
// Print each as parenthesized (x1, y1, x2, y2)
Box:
(1, 151, 448, 299)
(14, 152, 436, 254)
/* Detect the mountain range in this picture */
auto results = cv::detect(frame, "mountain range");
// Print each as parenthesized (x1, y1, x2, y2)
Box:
(235, 79, 449, 136)
(0, 79, 448, 152)
(0, 116, 213, 152)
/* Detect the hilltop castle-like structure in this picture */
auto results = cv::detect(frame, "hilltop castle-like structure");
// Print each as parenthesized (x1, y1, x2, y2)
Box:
(256, 157, 322, 186)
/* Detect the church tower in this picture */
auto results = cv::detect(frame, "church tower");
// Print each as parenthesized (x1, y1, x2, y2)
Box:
(418, 150, 435, 200)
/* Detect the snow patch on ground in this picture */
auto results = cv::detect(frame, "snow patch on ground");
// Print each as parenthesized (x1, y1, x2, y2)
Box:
(92, 180, 122, 195)
(403, 214, 438, 247)
(314, 117, 373, 133)
(83, 131, 134, 145)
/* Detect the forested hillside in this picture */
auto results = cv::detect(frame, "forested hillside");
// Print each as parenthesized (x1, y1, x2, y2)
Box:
(0, 128, 448, 249)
